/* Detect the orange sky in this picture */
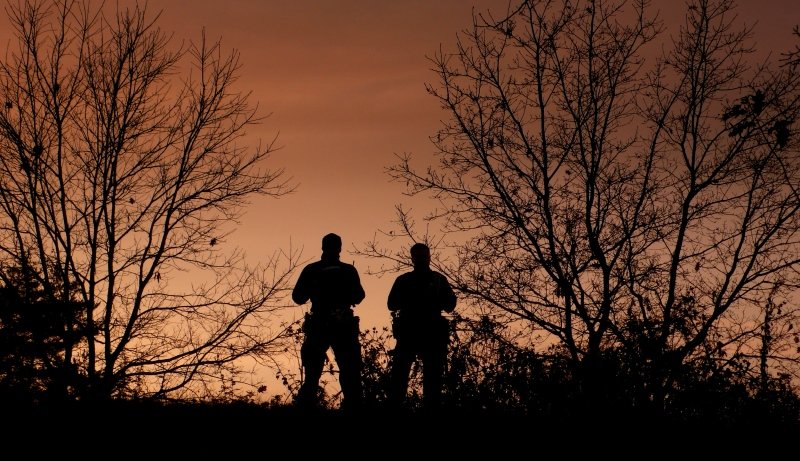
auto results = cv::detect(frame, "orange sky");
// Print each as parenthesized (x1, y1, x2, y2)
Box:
(139, 0, 799, 335)
(140, 0, 523, 333)
(150, 0, 800, 328)
(2, 0, 798, 398)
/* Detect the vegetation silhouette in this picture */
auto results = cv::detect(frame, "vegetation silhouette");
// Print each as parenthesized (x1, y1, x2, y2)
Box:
(2, 0, 800, 439)
(269, 315, 800, 427)
(0, 264, 85, 406)
(358, 0, 800, 424)
(0, 0, 296, 404)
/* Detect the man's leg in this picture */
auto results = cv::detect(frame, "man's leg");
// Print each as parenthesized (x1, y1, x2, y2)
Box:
(331, 317, 363, 411)
(421, 342, 446, 409)
(296, 328, 328, 408)
(388, 340, 415, 407)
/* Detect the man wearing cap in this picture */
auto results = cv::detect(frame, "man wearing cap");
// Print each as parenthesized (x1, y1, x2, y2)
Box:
(292, 233, 366, 411)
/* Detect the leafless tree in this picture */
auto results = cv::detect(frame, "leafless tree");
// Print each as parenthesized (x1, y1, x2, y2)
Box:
(0, 0, 298, 401)
(784, 25, 800, 66)
(360, 0, 800, 408)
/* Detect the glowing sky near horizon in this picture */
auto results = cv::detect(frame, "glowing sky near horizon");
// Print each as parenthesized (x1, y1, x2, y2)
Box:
(146, 0, 528, 333)
(2, 1, 798, 397)
(138, 0, 799, 335)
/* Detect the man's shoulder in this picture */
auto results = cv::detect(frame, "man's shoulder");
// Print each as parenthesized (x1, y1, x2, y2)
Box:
(334, 261, 360, 274)
(339, 261, 358, 269)
(404, 269, 447, 279)
(395, 270, 422, 283)
(395, 270, 415, 280)
(304, 259, 359, 272)
(299, 260, 331, 276)
(301, 260, 324, 271)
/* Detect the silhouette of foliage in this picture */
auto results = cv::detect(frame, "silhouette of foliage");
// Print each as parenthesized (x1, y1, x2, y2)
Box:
(419, 314, 800, 423)
(0, 0, 298, 403)
(267, 312, 800, 425)
(359, 0, 800, 415)
(360, 326, 393, 407)
(275, 322, 395, 410)
(0, 264, 86, 406)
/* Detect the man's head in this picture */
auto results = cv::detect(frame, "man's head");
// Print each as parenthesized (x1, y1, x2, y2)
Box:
(322, 233, 342, 254)
(410, 242, 431, 270)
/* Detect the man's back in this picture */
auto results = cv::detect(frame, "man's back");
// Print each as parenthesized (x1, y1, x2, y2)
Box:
(293, 258, 365, 314)
(388, 268, 456, 319)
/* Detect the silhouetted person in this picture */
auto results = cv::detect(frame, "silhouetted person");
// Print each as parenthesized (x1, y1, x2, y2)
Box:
(387, 242, 457, 409)
(292, 233, 365, 411)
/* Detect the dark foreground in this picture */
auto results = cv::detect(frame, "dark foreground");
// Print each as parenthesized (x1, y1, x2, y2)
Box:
(3, 400, 797, 456)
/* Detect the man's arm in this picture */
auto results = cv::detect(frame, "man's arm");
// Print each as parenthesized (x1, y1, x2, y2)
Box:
(438, 273, 457, 313)
(349, 266, 366, 306)
(387, 275, 406, 312)
(291, 266, 311, 305)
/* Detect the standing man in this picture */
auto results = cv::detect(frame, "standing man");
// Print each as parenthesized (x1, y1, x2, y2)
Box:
(292, 233, 365, 411)
(387, 242, 457, 409)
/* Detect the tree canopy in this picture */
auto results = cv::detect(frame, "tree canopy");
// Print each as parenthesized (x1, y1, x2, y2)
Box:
(359, 0, 800, 413)
(0, 0, 297, 403)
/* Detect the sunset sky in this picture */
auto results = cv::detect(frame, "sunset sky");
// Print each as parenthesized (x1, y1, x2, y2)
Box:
(135, 0, 799, 335)
(136, 0, 800, 334)
(2, 0, 798, 399)
(142, 0, 526, 333)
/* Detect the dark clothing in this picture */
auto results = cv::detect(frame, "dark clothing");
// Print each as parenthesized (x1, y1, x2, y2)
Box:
(292, 256, 365, 313)
(299, 310, 361, 409)
(387, 267, 456, 408)
(292, 254, 365, 409)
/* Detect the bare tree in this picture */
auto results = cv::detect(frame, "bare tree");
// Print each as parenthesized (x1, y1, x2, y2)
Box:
(0, 0, 297, 401)
(360, 0, 800, 409)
